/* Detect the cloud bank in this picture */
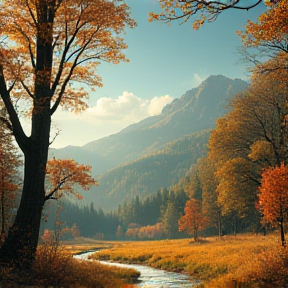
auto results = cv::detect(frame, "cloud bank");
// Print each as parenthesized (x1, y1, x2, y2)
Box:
(51, 92, 173, 148)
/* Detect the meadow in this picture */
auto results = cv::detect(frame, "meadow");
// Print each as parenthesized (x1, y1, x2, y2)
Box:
(90, 234, 288, 288)
(1, 234, 287, 287)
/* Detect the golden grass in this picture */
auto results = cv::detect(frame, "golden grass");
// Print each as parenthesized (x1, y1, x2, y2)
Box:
(90, 234, 288, 288)
(0, 241, 140, 288)
(61, 236, 115, 254)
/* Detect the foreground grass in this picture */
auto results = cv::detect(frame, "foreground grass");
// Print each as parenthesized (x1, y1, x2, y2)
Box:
(0, 240, 140, 288)
(90, 234, 288, 288)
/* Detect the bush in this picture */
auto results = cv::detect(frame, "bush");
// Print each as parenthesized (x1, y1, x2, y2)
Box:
(236, 245, 288, 287)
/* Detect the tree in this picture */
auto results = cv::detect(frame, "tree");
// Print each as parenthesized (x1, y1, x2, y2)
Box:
(45, 158, 98, 201)
(258, 163, 288, 246)
(162, 201, 180, 238)
(178, 198, 207, 242)
(116, 225, 124, 239)
(239, 0, 288, 71)
(149, 0, 268, 29)
(198, 157, 223, 237)
(206, 67, 288, 234)
(0, 0, 135, 266)
(0, 123, 21, 241)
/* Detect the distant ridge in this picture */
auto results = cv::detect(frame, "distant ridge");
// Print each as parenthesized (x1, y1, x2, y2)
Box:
(50, 75, 248, 210)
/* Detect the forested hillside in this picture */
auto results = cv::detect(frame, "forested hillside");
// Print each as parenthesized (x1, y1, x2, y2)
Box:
(50, 75, 248, 210)
(50, 75, 248, 176)
(88, 130, 210, 210)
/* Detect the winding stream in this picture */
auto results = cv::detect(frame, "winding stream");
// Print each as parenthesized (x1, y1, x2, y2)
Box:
(74, 250, 200, 288)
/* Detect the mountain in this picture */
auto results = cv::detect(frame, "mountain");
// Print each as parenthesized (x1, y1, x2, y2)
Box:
(50, 75, 248, 177)
(86, 130, 210, 211)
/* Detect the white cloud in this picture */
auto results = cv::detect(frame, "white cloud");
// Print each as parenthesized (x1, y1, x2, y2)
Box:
(50, 92, 173, 148)
(193, 73, 208, 86)
(148, 95, 173, 115)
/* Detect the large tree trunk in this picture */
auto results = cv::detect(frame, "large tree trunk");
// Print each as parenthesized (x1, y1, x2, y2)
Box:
(0, 112, 51, 267)
(0, 2, 54, 267)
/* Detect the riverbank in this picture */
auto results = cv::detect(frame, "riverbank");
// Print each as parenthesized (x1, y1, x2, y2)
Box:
(89, 234, 288, 288)
(0, 239, 140, 288)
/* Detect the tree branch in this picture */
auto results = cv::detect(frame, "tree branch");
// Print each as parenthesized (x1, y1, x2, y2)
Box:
(0, 64, 29, 152)
(158, 0, 263, 23)
(45, 172, 76, 201)
(20, 80, 34, 99)
(50, 29, 98, 115)
(49, 128, 61, 146)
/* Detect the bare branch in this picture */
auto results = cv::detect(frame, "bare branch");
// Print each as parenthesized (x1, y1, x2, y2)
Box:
(49, 128, 61, 146)
(20, 80, 34, 99)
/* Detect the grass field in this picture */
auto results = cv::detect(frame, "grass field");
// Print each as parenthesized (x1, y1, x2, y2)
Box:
(0, 237, 140, 288)
(88, 234, 288, 288)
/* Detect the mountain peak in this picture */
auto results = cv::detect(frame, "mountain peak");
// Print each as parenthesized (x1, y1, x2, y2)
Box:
(51, 75, 248, 176)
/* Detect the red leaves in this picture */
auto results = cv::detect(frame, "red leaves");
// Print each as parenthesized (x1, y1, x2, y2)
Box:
(258, 163, 288, 227)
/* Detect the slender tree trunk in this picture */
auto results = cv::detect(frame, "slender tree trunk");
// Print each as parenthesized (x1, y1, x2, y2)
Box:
(193, 220, 198, 242)
(218, 212, 222, 238)
(233, 217, 237, 236)
(279, 218, 286, 247)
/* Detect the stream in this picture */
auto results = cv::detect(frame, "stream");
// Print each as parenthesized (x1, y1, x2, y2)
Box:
(74, 250, 200, 288)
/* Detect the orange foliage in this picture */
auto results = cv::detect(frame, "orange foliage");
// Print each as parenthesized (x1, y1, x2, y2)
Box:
(0, 0, 136, 113)
(0, 124, 20, 237)
(178, 198, 207, 241)
(240, 0, 288, 48)
(45, 158, 98, 201)
(125, 223, 164, 240)
(238, 0, 288, 74)
(258, 163, 288, 245)
(258, 163, 288, 227)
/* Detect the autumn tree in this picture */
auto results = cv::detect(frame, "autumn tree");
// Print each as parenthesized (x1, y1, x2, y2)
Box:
(45, 158, 98, 201)
(0, 0, 135, 266)
(0, 123, 21, 241)
(178, 198, 207, 242)
(149, 0, 269, 29)
(198, 157, 223, 237)
(258, 163, 288, 246)
(206, 66, 288, 233)
(239, 0, 288, 72)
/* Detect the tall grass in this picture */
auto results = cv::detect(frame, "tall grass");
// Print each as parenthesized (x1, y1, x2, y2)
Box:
(0, 242, 140, 288)
(91, 234, 288, 287)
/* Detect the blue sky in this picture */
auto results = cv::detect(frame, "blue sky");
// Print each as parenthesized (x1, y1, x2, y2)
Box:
(50, 0, 266, 148)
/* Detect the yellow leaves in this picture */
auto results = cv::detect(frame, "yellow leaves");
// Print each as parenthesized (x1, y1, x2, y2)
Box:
(240, 0, 288, 49)
(248, 141, 275, 163)
(192, 17, 205, 30)
(0, 0, 136, 116)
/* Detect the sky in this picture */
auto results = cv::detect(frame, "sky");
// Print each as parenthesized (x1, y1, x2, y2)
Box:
(49, 0, 266, 149)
